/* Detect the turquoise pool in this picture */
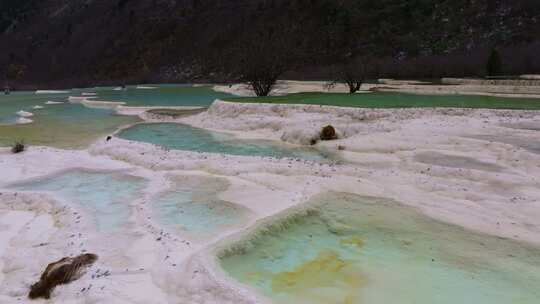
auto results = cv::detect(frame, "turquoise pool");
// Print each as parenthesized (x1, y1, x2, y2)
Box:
(93, 85, 232, 107)
(117, 123, 330, 161)
(220, 193, 540, 304)
(10, 170, 147, 232)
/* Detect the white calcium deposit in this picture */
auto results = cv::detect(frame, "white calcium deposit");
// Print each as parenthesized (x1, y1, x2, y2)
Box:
(1, 99, 540, 303)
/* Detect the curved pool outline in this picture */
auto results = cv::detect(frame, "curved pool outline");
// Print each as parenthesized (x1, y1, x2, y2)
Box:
(114, 121, 337, 162)
(145, 172, 255, 242)
(207, 191, 540, 304)
(5, 167, 150, 233)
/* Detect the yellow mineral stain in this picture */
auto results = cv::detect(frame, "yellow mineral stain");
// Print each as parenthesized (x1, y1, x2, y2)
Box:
(271, 250, 364, 304)
(340, 236, 364, 248)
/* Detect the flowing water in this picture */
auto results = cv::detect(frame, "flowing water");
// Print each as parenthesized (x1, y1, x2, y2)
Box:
(117, 123, 331, 161)
(10, 170, 147, 232)
(220, 192, 540, 304)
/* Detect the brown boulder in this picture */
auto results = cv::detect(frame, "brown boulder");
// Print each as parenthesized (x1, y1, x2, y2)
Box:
(320, 125, 338, 141)
(29, 253, 98, 300)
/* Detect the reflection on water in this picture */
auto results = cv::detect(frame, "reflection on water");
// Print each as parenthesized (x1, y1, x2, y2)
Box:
(118, 123, 331, 161)
(10, 170, 146, 231)
(220, 192, 540, 304)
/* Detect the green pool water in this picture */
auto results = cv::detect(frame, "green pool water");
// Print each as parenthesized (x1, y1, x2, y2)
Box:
(0, 91, 68, 124)
(94, 85, 232, 107)
(0, 85, 230, 148)
(219, 193, 540, 304)
(153, 176, 250, 238)
(10, 170, 147, 232)
(117, 123, 330, 161)
(0, 91, 138, 148)
(228, 92, 540, 110)
(5, 87, 538, 150)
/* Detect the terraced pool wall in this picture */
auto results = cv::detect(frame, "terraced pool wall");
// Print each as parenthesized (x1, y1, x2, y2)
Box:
(216, 205, 319, 259)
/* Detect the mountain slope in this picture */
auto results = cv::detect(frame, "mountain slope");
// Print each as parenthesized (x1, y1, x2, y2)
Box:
(2, 0, 540, 88)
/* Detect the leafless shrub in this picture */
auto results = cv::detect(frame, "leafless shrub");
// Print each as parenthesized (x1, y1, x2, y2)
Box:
(11, 140, 25, 154)
(332, 59, 365, 94)
(237, 29, 293, 97)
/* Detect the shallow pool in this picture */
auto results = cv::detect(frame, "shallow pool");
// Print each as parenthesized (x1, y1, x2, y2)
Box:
(10, 170, 147, 231)
(0, 91, 138, 148)
(117, 123, 330, 161)
(153, 176, 249, 238)
(220, 193, 540, 304)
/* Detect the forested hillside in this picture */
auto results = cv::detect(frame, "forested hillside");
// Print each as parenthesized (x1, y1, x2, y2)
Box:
(2, 0, 540, 88)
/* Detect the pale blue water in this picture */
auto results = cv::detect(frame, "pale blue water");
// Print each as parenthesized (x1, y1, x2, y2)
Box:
(117, 123, 330, 161)
(220, 193, 540, 304)
(10, 170, 147, 231)
(154, 177, 249, 237)
(156, 192, 246, 234)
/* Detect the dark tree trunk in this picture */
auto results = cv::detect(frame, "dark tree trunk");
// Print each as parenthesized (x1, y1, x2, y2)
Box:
(233, 28, 295, 97)
(250, 80, 275, 97)
(346, 80, 362, 94)
(334, 59, 364, 94)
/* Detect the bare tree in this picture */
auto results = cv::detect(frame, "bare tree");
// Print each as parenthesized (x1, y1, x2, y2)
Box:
(241, 58, 284, 97)
(333, 59, 365, 94)
(237, 30, 290, 97)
